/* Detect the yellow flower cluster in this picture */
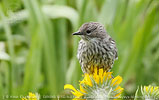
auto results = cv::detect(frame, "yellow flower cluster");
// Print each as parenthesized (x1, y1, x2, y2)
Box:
(22, 92, 39, 100)
(141, 85, 159, 99)
(64, 67, 124, 100)
(144, 86, 159, 93)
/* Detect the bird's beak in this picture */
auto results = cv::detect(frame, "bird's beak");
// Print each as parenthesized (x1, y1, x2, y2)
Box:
(72, 31, 83, 35)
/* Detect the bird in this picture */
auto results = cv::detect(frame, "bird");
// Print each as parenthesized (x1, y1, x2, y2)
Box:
(72, 22, 118, 74)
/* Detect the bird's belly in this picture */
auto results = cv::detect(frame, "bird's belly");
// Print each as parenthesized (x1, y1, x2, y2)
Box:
(78, 45, 112, 67)
(77, 41, 115, 73)
(81, 52, 109, 66)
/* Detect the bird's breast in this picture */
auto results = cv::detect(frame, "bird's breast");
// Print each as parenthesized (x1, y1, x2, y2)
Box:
(77, 40, 113, 65)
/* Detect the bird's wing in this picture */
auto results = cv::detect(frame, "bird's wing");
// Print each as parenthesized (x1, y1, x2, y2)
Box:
(103, 36, 118, 60)
(110, 38, 118, 60)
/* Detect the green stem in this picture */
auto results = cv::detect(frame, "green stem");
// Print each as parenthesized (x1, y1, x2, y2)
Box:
(0, 6, 15, 98)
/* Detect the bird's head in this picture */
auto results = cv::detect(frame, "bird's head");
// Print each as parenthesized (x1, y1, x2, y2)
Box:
(73, 22, 107, 41)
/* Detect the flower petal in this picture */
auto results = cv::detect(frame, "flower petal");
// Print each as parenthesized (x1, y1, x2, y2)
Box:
(64, 84, 84, 97)
(64, 84, 78, 92)
(22, 98, 28, 100)
(83, 74, 92, 86)
(99, 68, 103, 83)
(111, 76, 122, 86)
(29, 92, 37, 100)
(71, 91, 83, 97)
(80, 85, 86, 93)
(114, 86, 124, 91)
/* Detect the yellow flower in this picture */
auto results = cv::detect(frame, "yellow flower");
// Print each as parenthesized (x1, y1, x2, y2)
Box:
(22, 92, 40, 100)
(64, 84, 84, 97)
(141, 85, 159, 99)
(64, 67, 124, 100)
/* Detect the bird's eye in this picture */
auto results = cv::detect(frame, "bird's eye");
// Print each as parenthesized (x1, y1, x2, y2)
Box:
(86, 30, 91, 34)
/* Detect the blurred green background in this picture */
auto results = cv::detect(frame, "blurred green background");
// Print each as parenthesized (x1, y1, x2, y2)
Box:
(0, 0, 159, 99)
